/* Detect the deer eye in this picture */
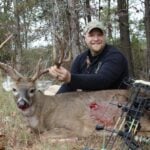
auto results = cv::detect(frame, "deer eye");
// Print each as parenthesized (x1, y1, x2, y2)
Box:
(29, 88, 36, 94)
(12, 88, 17, 92)
(12, 88, 18, 96)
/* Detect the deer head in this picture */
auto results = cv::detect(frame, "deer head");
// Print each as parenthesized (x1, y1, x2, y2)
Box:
(0, 59, 49, 111)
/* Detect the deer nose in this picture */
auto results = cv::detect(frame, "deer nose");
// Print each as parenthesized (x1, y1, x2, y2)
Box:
(17, 99, 30, 110)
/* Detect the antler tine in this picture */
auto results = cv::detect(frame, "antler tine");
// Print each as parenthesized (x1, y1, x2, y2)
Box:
(0, 34, 13, 49)
(62, 49, 72, 63)
(31, 59, 49, 82)
(0, 62, 23, 81)
(51, 32, 66, 68)
(51, 31, 72, 68)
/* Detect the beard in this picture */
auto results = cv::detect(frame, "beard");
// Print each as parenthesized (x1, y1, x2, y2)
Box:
(89, 41, 106, 56)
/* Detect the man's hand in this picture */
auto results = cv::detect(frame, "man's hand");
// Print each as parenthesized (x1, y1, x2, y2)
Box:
(48, 65, 71, 83)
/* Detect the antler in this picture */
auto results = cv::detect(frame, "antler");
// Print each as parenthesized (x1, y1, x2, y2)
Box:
(0, 34, 13, 49)
(52, 32, 71, 68)
(31, 32, 72, 81)
(0, 33, 71, 82)
(0, 62, 24, 81)
(31, 59, 49, 82)
(0, 60, 49, 82)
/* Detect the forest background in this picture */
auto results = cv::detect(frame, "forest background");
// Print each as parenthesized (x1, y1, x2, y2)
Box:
(0, 0, 150, 80)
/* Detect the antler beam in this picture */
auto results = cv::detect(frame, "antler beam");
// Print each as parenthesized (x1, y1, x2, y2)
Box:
(31, 59, 49, 82)
(51, 32, 71, 68)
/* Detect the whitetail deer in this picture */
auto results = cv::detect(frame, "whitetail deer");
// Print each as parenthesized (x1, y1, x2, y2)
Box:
(0, 60, 131, 138)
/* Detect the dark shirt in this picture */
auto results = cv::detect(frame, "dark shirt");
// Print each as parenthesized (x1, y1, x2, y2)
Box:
(57, 44, 129, 94)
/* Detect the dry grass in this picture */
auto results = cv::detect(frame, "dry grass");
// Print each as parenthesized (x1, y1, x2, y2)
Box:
(0, 76, 149, 150)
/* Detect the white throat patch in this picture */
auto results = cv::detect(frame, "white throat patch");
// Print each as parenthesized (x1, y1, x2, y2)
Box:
(27, 116, 39, 128)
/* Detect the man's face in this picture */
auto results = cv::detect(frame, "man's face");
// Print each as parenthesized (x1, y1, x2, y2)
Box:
(84, 28, 106, 56)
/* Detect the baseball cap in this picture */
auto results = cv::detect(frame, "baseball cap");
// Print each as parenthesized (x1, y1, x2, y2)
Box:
(83, 20, 104, 34)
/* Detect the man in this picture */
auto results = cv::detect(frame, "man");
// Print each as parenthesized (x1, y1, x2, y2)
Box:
(49, 20, 129, 93)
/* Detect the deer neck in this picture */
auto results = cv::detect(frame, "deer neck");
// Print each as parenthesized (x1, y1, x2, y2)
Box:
(34, 91, 58, 115)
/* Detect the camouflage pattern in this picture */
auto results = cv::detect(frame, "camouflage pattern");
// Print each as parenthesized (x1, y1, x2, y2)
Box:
(83, 20, 104, 34)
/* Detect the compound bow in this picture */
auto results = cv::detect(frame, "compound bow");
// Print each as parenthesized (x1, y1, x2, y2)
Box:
(84, 79, 150, 150)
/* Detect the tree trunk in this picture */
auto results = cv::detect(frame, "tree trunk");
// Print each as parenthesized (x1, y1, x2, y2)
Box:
(86, 0, 91, 22)
(13, 0, 22, 71)
(67, 0, 80, 59)
(144, 0, 150, 80)
(99, 0, 101, 20)
(107, 0, 112, 40)
(117, 0, 134, 77)
(23, 12, 28, 49)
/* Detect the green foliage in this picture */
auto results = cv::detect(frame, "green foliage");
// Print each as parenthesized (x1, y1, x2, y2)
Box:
(0, 49, 12, 63)
(131, 34, 145, 78)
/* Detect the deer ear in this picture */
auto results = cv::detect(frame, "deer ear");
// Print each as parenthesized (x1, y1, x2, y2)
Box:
(0, 62, 23, 81)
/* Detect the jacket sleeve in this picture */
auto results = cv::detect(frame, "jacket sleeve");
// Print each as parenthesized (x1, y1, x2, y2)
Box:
(68, 53, 128, 90)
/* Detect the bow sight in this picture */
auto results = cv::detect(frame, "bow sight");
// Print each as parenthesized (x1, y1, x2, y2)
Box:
(95, 79, 150, 150)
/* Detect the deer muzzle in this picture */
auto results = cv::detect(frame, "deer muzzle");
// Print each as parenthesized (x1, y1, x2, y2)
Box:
(17, 98, 30, 110)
